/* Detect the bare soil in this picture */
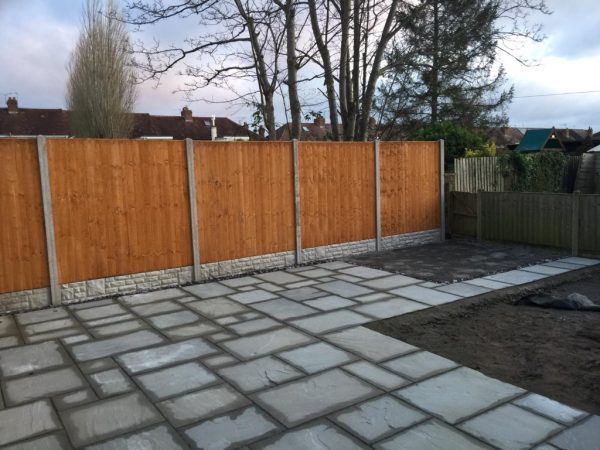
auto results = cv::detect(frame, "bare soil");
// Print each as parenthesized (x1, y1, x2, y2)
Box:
(367, 267, 600, 415)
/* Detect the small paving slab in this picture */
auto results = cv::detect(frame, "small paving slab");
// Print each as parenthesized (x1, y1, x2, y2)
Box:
(116, 337, 218, 374)
(353, 297, 428, 319)
(250, 298, 317, 320)
(318, 261, 354, 270)
(332, 395, 427, 443)
(163, 321, 221, 340)
(60, 392, 163, 447)
(278, 342, 356, 374)
(136, 361, 218, 401)
(0, 400, 61, 446)
(396, 367, 524, 424)
(436, 282, 492, 297)
(227, 317, 281, 335)
(0, 431, 72, 450)
(121, 288, 186, 305)
(544, 260, 586, 270)
(0, 315, 17, 336)
(187, 298, 249, 318)
(389, 285, 461, 306)
(218, 356, 302, 393)
(86, 424, 188, 450)
(183, 282, 235, 299)
(253, 368, 380, 427)
(342, 361, 409, 391)
(229, 289, 279, 305)
(79, 358, 118, 374)
(550, 415, 600, 450)
(26, 328, 82, 343)
(290, 310, 371, 334)
(21, 318, 78, 336)
(484, 269, 547, 285)
(89, 368, 134, 397)
(74, 304, 128, 322)
(463, 277, 513, 290)
(157, 384, 250, 427)
(221, 327, 314, 360)
(129, 300, 183, 317)
(521, 264, 570, 275)
(339, 266, 393, 279)
(513, 393, 588, 425)
(84, 313, 135, 328)
(183, 406, 281, 450)
(3, 366, 86, 405)
(257, 271, 306, 284)
(220, 276, 262, 287)
(383, 351, 459, 380)
(360, 274, 422, 290)
(0, 340, 69, 378)
(147, 310, 199, 329)
(304, 295, 356, 311)
(203, 354, 238, 369)
(71, 330, 164, 362)
(54, 387, 97, 410)
(315, 280, 374, 298)
(558, 256, 600, 266)
(0, 335, 19, 349)
(15, 307, 69, 326)
(257, 282, 284, 292)
(459, 404, 564, 450)
(90, 320, 145, 338)
(297, 268, 336, 278)
(324, 326, 417, 362)
(353, 292, 393, 303)
(280, 286, 328, 301)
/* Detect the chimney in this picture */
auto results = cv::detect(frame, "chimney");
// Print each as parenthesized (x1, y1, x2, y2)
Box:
(210, 115, 217, 141)
(368, 116, 376, 129)
(565, 128, 570, 138)
(314, 116, 325, 127)
(243, 122, 249, 129)
(181, 106, 193, 122)
(258, 126, 265, 138)
(6, 97, 18, 114)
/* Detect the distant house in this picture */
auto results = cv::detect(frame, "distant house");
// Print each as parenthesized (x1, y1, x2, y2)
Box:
(275, 116, 378, 140)
(515, 128, 565, 153)
(487, 126, 523, 150)
(0, 97, 260, 141)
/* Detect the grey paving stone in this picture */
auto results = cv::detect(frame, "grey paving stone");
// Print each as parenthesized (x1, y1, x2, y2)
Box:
(342, 361, 409, 391)
(335, 274, 364, 283)
(353, 297, 428, 319)
(513, 393, 588, 425)
(121, 288, 187, 305)
(60, 392, 163, 447)
(550, 415, 600, 450)
(324, 326, 417, 362)
(89, 368, 133, 397)
(216, 315, 241, 325)
(222, 327, 314, 360)
(53, 388, 97, 410)
(147, 310, 199, 329)
(316, 280, 374, 298)
(218, 356, 302, 393)
(544, 260, 585, 270)
(79, 358, 117, 374)
(22, 318, 77, 336)
(280, 286, 328, 301)
(339, 266, 393, 279)
(0, 336, 20, 349)
(317, 261, 354, 270)
(84, 313, 135, 328)
(317, 277, 335, 282)
(236, 285, 255, 291)
(383, 350, 459, 380)
(15, 307, 69, 326)
(297, 268, 336, 278)
(129, 300, 183, 317)
(208, 331, 236, 342)
(257, 271, 306, 284)
(25, 328, 82, 343)
(62, 334, 90, 345)
(163, 321, 221, 339)
(228, 317, 281, 335)
(136, 361, 218, 401)
(376, 419, 491, 450)
(436, 282, 492, 297)
(396, 367, 524, 424)
(184, 406, 281, 450)
(419, 281, 444, 288)
(230, 290, 279, 305)
(463, 277, 513, 290)
(460, 404, 564, 450)
(521, 264, 570, 275)
(389, 285, 462, 305)
(278, 342, 356, 374)
(158, 384, 250, 427)
(183, 282, 236, 299)
(239, 311, 262, 320)
(250, 298, 318, 320)
(203, 354, 239, 369)
(353, 292, 393, 303)
(360, 274, 422, 290)
(253, 419, 368, 449)
(74, 304, 128, 322)
(0, 316, 17, 336)
(0, 431, 72, 450)
(558, 256, 600, 266)
(257, 282, 284, 292)
(221, 276, 262, 287)
(0, 340, 69, 378)
(0, 400, 60, 446)
(253, 368, 380, 427)
(532, 444, 561, 450)
(333, 395, 427, 443)
(116, 337, 218, 374)
(4, 366, 86, 406)
(90, 320, 145, 338)
(71, 330, 164, 362)
(290, 310, 371, 334)
(304, 295, 356, 311)
(484, 269, 547, 285)
(187, 298, 249, 318)
(87, 424, 188, 450)
(285, 280, 318, 289)
(69, 298, 115, 310)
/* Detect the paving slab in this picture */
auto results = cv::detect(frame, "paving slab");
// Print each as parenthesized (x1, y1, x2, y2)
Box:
(187, 298, 249, 318)
(359, 274, 422, 290)
(222, 327, 314, 360)
(116, 337, 218, 374)
(435, 282, 492, 297)
(544, 260, 586, 270)
(0, 340, 69, 378)
(84, 313, 135, 327)
(208, 331, 236, 342)
(253, 368, 380, 427)
(4, 366, 86, 405)
(278, 342, 356, 374)
(338, 266, 393, 279)
(89, 368, 134, 397)
(69, 298, 115, 310)
(216, 315, 241, 325)
(513, 393, 588, 425)
(184, 406, 281, 450)
(335, 274, 364, 283)
(250, 298, 317, 320)
(21, 318, 78, 336)
(203, 354, 239, 369)
(25, 328, 82, 343)
(383, 350, 459, 380)
(558, 256, 599, 266)
(229, 290, 280, 305)
(62, 334, 90, 345)
(297, 268, 336, 278)
(129, 300, 184, 317)
(147, 310, 199, 329)
(74, 304, 128, 322)
(324, 326, 417, 362)
(290, 310, 371, 334)
(459, 404, 564, 450)
(90, 320, 145, 338)
(60, 392, 163, 447)
(256, 271, 306, 284)
(304, 295, 356, 311)
(218, 356, 302, 393)
(0, 335, 19, 349)
(353, 292, 393, 303)
(257, 282, 284, 292)
(0, 315, 18, 336)
(0, 431, 72, 450)
(221, 276, 262, 287)
(183, 282, 236, 299)
(353, 297, 428, 319)
(332, 395, 427, 443)
(53, 388, 97, 410)
(136, 361, 218, 401)
(317, 261, 354, 270)
(228, 317, 281, 335)
(163, 321, 221, 340)
(396, 367, 524, 424)
(389, 285, 462, 306)
(463, 277, 513, 290)
(280, 286, 328, 301)
(286, 280, 318, 289)
(550, 415, 600, 450)
(121, 288, 187, 305)
(0, 400, 61, 447)
(71, 330, 164, 362)
(521, 264, 570, 275)
(15, 307, 69, 326)
(375, 419, 492, 450)
(157, 384, 250, 427)
(86, 424, 188, 450)
(342, 361, 409, 391)
(484, 269, 547, 285)
(79, 358, 118, 374)
(315, 280, 374, 298)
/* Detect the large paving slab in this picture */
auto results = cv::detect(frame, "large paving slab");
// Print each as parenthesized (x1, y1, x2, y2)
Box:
(278, 342, 356, 374)
(359, 274, 422, 290)
(383, 350, 459, 380)
(304, 295, 356, 311)
(513, 393, 588, 425)
(290, 310, 371, 334)
(186, 298, 249, 318)
(136, 361, 218, 401)
(129, 300, 184, 317)
(86, 424, 188, 450)
(121, 288, 187, 305)
(15, 307, 69, 326)
(279, 286, 328, 301)
(146, 310, 199, 329)
(550, 415, 600, 450)
(0, 340, 69, 378)
(183, 282, 236, 299)
(221, 327, 314, 360)
(228, 317, 281, 335)
(436, 282, 492, 297)
(389, 285, 462, 306)
(21, 318, 78, 336)
(218, 356, 302, 393)
(0, 432, 73, 450)
(250, 298, 317, 320)
(342, 361, 409, 391)
(3, 366, 86, 405)
(484, 269, 547, 285)
(315, 280, 375, 298)
(229, 289, 279, 305)
(0, 400, 61, 446)
(256, 271, 306, 284)
(71, 330, 165, 362)
(74, 304, 128, 321)
(353, 297, 428, 319)
(252, 368, 381, 427)
(338, 266, 393, 279)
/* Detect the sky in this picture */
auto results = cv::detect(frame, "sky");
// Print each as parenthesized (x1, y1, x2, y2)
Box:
(1, 0, 599, 131)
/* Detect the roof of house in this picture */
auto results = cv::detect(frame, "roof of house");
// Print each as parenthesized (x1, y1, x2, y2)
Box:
(515, 128, 565, 152)
(487, 127, 524, 147)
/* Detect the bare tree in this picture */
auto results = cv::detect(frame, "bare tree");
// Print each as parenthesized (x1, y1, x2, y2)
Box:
(67, 0, 137, 138)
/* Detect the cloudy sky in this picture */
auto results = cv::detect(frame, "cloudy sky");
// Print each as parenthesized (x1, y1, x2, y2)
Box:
(1, 0, 599, 131)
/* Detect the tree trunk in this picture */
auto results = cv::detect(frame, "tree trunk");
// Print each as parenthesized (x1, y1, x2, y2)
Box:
(339, 0, 350, 140)
(285, 1, 301, 140)
(431, 0, 439, 124)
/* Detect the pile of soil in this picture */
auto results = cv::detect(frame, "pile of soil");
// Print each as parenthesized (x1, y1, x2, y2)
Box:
(368, 267, 600, 415)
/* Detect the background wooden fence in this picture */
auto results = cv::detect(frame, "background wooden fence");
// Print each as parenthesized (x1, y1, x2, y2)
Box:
(0, 138, 442, 299)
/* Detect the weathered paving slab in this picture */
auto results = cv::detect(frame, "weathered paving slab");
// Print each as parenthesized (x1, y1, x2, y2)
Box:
(0, 431, 72, 450)
(297, 268, 336, 278)
(0, 340, 69, 378)
(0, 400, 61, 446)
(229, 289, 279, 305)
(220, 276, 262, 288)
(53, 387, 97, 410)
(0, 335, 19, 349)
(90, 320, 145, 338)
(353, 297, 428, 319)
(359, 274, 422, 290)
(339, 266, 393, 279)
(484, 269, 547, 285)
(389, 285, 462, 306)
(256, 271, 306, 284)
(71, 330, 164, 362)
(60, 392, 163, 447)
(74, 304, 128, 322)
(147, 310, 199, 329)
(136, 361, 218, 401)
(315, 280, 374, 298)
(116, 338, 218, 374)
(513, 393, 588, 425)
(121, 288, 187, 305)
(15, 307, 69, 326)
(184, 406, 281, 450)
(250, 298, 317, 320)
(218, 356, 302, 393)
(4, 366, 86, 405)
(25, 328, 82, 343)
(436, 282, 492, 297)
(342, 361, 409, 391)
(221, 327, 314, 360)
(278, 342, 356, 374)
(21, 318, 78, 336)
(86, 424, 188, 450)
(383, 350, 459, 380)
(290, 310, 371, 334)
(89, 368, 134, 397)
(304, 295, 356, 311)
(163, 321, 221, 340)
(228, 317, 281, 335)
(550, 415, 600, 450)
(279, 286, 328, 301)
(521, 264, 570, 275)
(253, 368, 381, 427)
(157, 384, 250, 427)
(463, 277, 513, 290)
(84, 313, 135, 328)
(183, 282, 235, 299)
(129, 300, 184, 317)
(186, 298, 249, 318)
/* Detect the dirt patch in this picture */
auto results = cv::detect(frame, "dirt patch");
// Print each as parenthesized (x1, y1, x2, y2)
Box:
(345, 238, 567, 283)
(367, 267, 600, 415)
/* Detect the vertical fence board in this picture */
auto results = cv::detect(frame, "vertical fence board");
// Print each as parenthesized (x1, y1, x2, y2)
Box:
(579, 195, 600, 253)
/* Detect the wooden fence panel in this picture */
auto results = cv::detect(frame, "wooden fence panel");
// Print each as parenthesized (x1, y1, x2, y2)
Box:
(196, 141, 295, 262)
(448, 191, 477, 237)
(299, 142, 375, 248)
(579, 195, 600, 253)
(455, 157, 505, 192)
(380, 141, 440, 236)
(0, 139, 49, 293)
(48, 139, 192, 283)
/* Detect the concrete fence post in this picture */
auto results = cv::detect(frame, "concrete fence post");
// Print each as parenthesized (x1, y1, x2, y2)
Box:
(439, 139, 446, 241)
(292, 139, 302, 264)
(374, 140, 382, 251)
(37, 135, 61, 305)
(571, 190, 580, 256)
(185, 138, 202, 282)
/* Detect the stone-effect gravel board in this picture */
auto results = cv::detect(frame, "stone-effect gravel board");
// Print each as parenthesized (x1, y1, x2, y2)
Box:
(4, 366, 86, 406)
(71, 330, 164, 362)
(0, 340, 69, 378)
(218, 356, 302, 393)
(324, 327, 417, 362)
(0, 400, 61, 446)
(86, 424, 188, 450)
(221, 327, 314, 360)
(290, 310, 371, 334)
